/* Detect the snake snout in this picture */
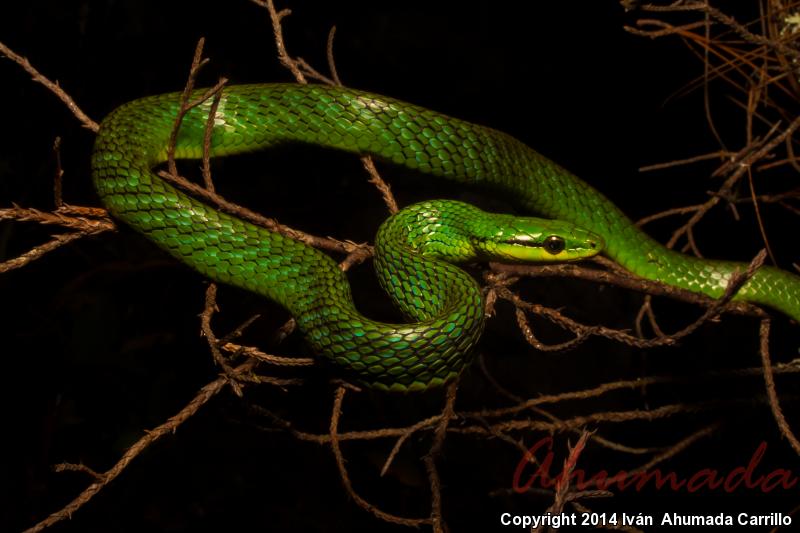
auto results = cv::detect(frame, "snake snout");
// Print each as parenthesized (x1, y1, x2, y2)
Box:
(579, 231, 604, 257)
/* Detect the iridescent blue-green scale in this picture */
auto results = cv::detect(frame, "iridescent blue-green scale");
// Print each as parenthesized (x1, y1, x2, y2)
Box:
(92, 84, 800, 392)
(92, 85, 490, 392)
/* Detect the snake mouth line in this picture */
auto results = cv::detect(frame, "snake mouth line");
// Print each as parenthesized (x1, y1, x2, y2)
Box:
(503, 238, 545, 248)
(501, 238, 600, 249)
(502, 235, 601, 256)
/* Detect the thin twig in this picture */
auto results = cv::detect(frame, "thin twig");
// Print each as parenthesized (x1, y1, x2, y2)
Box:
(157, 169, 369, 255)
(327, 26, 341, 86)
(328, 386, 430, 527)
(0, 230, 107, 274)
(424, 381, 457, 533)
(23, 359, 259, 533)
(759, 319, 800, 456)
(200, 284, 244, 397)
(52, 137, 64, 207)
(0, 40, 99, 131)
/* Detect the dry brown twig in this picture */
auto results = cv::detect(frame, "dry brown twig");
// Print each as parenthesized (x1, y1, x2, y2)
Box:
(0, 39, 99, 131)
(328, 385, 432, 528)
(622, 0, 800, 466)
(491, 248, 766, 352)
(22, 356, 266, 533)
(0, 206, 116, 274)
(534, 432, 598, 533)
(3, 1, 799, 531)
(253, 0, 400, 213)
(248, 353, 800, 449)
(0, 43, 116, 273)
(759, 318, 800, 456)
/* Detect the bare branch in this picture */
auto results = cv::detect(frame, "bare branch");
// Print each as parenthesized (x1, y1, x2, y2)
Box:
(23, 359, 259, 533)
(759, 319, 800, 456)
(0, 40, 99, 131)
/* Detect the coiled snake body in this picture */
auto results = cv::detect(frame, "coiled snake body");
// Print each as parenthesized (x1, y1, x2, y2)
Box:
(92, 84, 800, 391)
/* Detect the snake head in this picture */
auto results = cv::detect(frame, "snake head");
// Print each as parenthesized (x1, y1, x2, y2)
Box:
(476, 215, 604, 263)
(379, 200, 602, 264)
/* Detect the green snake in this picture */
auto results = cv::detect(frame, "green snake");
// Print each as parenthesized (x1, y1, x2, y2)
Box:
(92, 83, 800, 392)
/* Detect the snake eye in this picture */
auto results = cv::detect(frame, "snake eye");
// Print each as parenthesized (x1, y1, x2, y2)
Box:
(543, 235, 565, 255)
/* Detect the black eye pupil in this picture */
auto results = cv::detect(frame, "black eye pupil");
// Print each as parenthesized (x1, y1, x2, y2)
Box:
(544, 236, 565, 254)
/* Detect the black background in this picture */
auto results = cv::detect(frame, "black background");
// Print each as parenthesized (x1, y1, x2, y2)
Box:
(1, 1, 799, 532)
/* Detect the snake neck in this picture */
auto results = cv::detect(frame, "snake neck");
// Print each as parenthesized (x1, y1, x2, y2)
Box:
(374, 200, 487, 324)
